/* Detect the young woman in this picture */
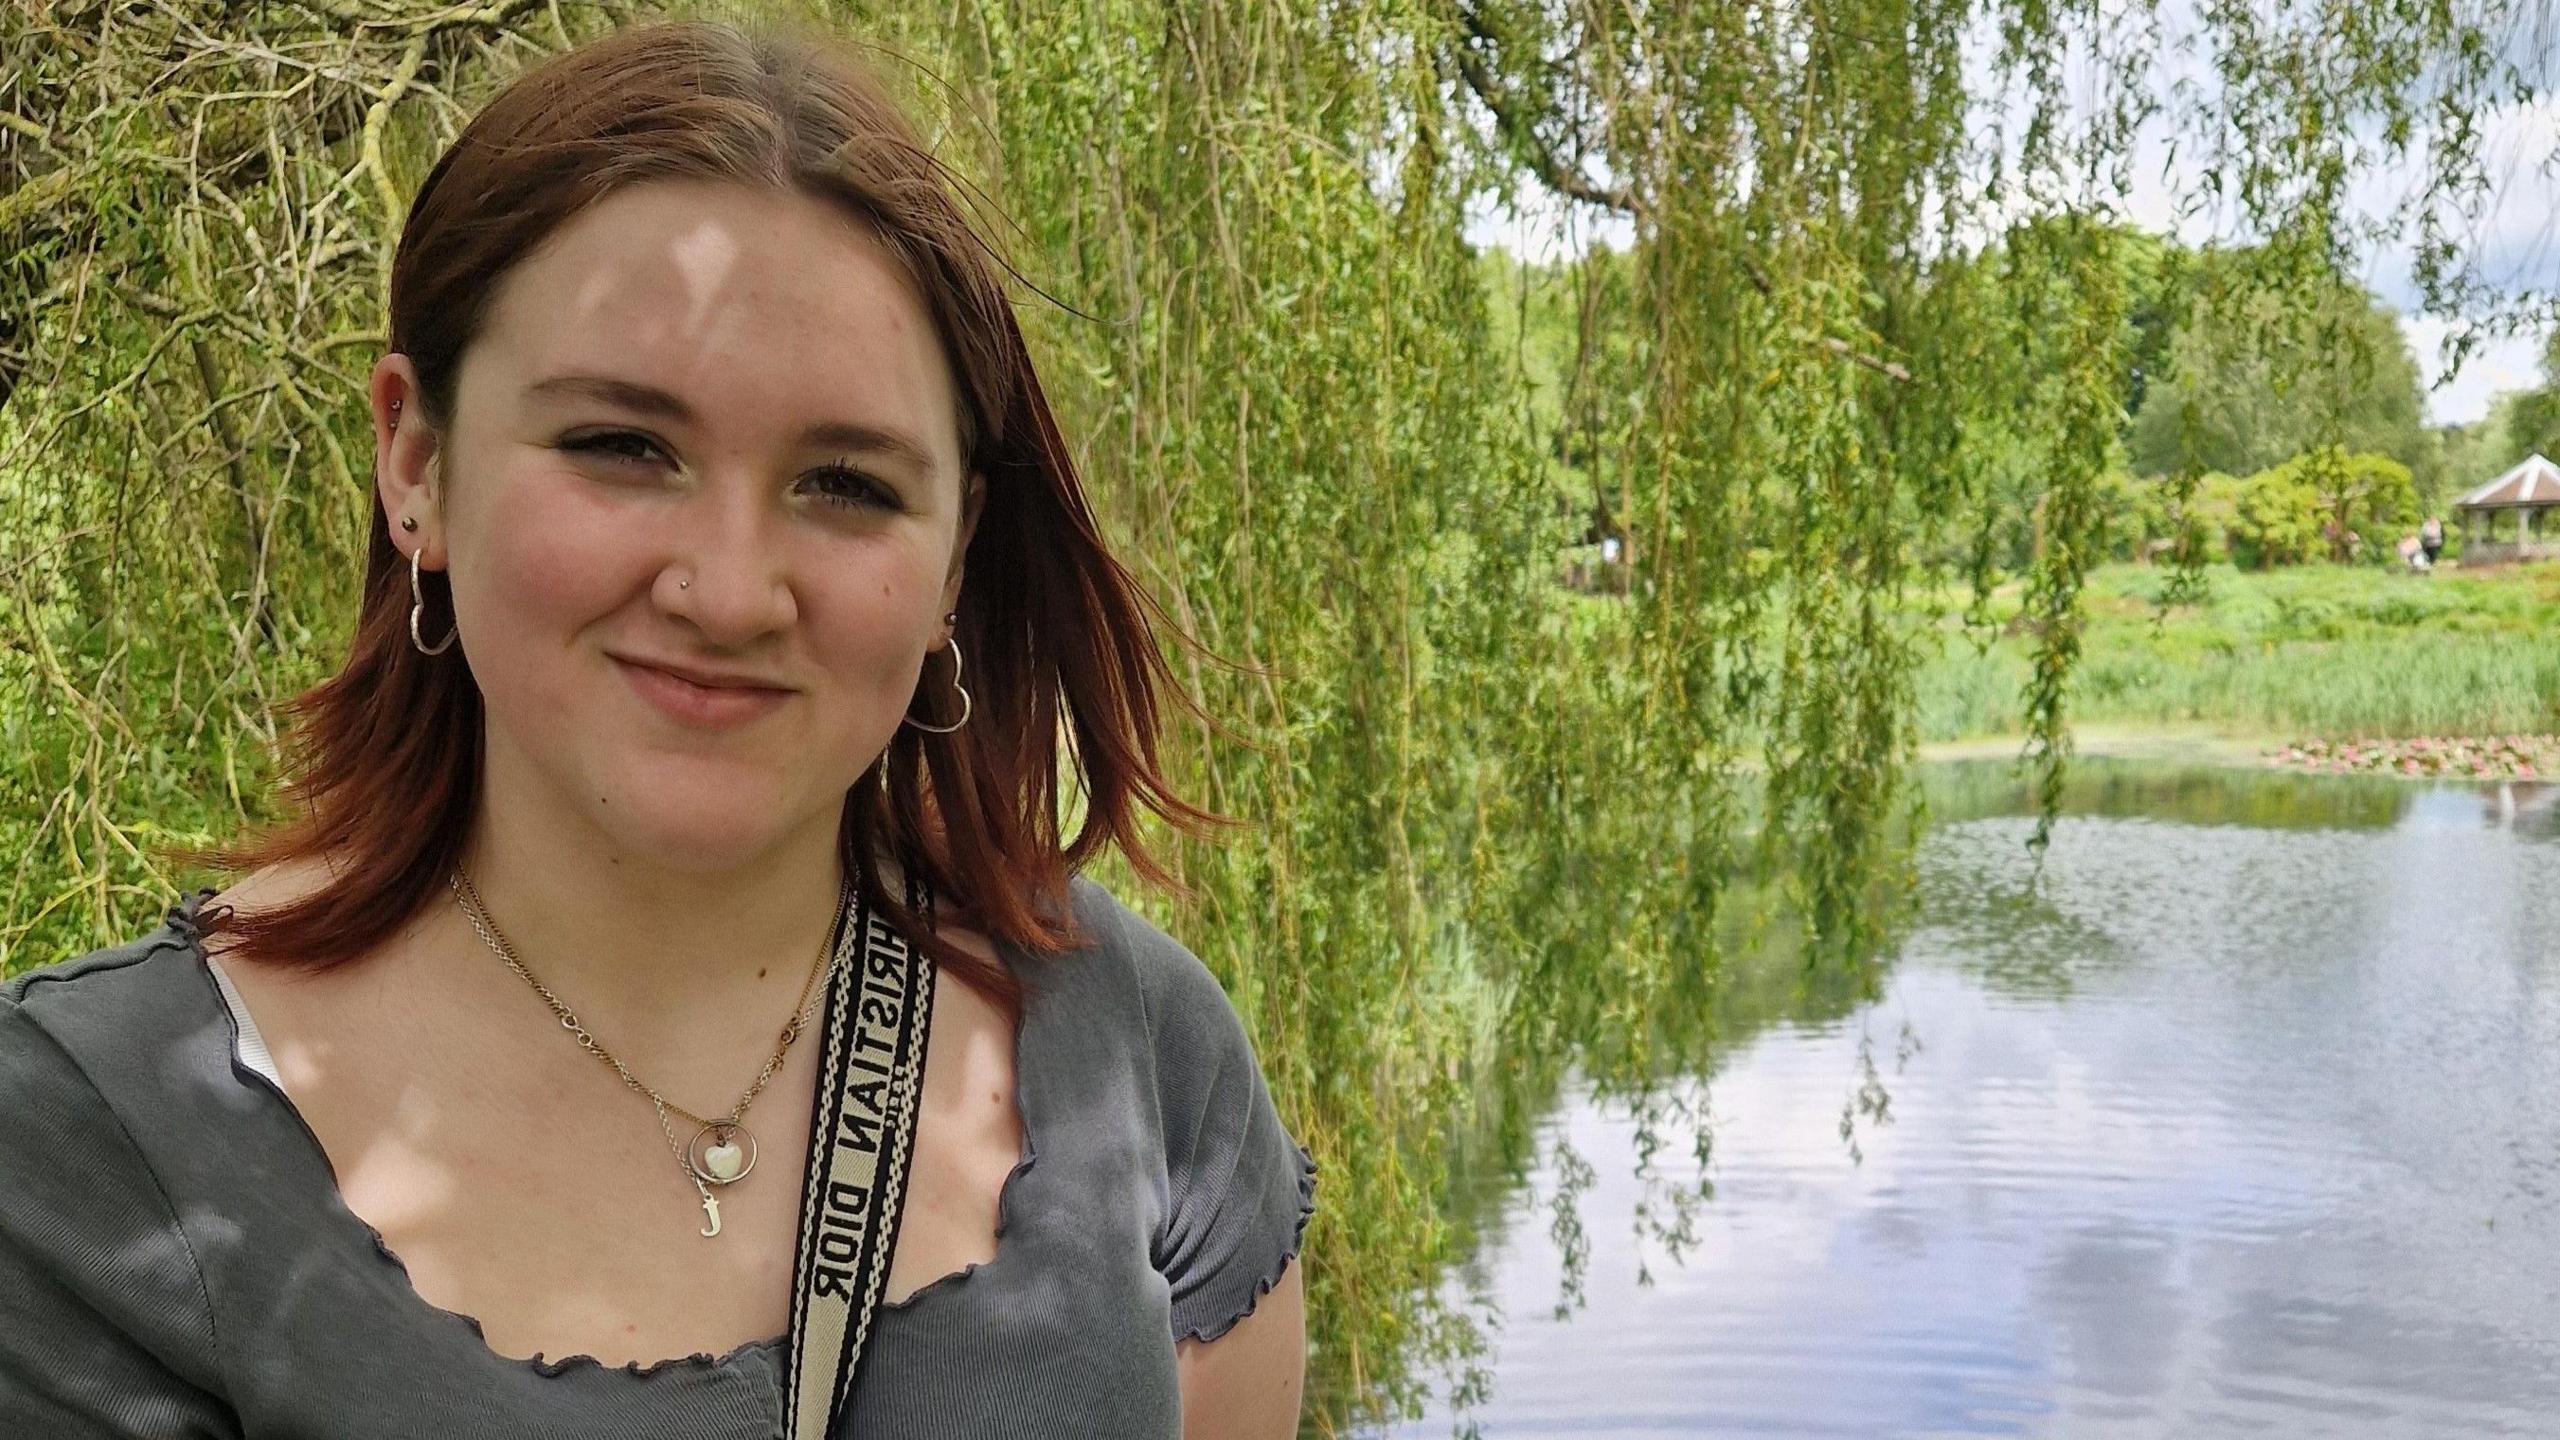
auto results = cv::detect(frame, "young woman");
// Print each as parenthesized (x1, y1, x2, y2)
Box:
(0, 19, 1314, 1438)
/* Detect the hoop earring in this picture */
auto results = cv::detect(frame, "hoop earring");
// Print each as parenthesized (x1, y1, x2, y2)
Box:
(901, 637, 971, 733)
(409, 547, 457, 656)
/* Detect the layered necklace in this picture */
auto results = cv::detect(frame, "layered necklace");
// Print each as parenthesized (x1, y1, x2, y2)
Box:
(447, 864, 851, 1238)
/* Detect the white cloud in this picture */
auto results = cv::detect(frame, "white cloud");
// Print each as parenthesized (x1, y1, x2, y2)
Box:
(2405, 314, 2544, 426)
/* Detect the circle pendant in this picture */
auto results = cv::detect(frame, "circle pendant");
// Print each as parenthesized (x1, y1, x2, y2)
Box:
(687, 1121, 759, 1186)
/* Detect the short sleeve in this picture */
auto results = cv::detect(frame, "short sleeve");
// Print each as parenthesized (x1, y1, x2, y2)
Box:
(1126, 912, 1318, 1345)
(0, 994, 237, 1436)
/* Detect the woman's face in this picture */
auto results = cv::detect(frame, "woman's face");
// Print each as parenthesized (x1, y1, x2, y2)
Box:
(377, 178, 983, 873)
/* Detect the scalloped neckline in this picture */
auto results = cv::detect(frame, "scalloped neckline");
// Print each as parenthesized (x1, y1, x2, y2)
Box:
(168, 885, 1038, 1382)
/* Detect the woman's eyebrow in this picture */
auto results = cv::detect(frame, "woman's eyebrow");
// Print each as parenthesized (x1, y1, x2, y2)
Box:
(525, 372, 939, 471)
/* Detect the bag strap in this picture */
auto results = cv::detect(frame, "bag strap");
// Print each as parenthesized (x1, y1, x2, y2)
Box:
(785, 873, 938, 1438)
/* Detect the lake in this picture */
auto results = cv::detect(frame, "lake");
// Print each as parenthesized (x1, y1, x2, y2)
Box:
(1372, 759, 2560, 1438)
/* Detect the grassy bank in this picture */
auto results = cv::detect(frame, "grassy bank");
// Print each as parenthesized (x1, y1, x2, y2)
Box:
(1916, 559, 2560, 746)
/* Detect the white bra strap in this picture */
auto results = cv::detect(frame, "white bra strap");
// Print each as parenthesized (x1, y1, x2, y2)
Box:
(205, 953, 285, 1088)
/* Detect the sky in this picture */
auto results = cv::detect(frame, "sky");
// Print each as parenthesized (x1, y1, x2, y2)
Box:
(2093, 0, 2559, 426)
(2347, 93, 2560, 427)
(1461, 4, 2560, 429)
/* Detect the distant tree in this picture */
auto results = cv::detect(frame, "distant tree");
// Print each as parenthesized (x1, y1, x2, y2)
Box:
(2437, 389, 2533, 502)
(2501, 328, 2560, 464)
(2116, 228, 2188, 422)
(2128, 252, 2426, 482)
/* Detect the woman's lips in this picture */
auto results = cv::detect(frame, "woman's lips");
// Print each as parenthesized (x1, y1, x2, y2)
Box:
(614, 657, 791, 729)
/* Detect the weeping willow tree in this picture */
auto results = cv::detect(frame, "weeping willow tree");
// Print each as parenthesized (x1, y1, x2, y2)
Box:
(3, 0, 2545, 1429)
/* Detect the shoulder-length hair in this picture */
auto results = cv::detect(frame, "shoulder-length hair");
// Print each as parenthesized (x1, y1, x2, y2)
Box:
(167, 17, 1218, 1013)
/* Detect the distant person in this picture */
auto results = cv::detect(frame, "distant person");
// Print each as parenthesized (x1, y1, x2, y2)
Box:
(2420, 514, 2445, 567)
(2398, 534, 2427, 571)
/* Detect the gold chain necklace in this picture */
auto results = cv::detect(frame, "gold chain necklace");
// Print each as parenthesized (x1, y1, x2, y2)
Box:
(447, 863, 849, 1239)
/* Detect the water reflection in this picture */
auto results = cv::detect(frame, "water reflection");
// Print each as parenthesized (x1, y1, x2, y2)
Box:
(1376, 759, 2560, 1438)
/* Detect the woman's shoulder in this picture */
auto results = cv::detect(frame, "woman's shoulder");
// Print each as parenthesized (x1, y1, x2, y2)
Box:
(0, 894, 234, 1411)
(1041, 874, 1244, 1046)
(0, 889, 227, 1185)
(3, 888, 223, 1068)
(1047, 879, 1314, 1346)
(1, 889, 245, 1201)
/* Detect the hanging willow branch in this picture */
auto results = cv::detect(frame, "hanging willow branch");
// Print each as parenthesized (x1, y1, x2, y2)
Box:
(1451, 4, 1637, 214)
(1450, 1, 1917, 386)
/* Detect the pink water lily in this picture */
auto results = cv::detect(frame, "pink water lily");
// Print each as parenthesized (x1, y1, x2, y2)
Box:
(2266, 732, 2558, 781)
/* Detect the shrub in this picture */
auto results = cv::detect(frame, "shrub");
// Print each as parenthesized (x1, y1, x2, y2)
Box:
(2228, 446, 2417, 567)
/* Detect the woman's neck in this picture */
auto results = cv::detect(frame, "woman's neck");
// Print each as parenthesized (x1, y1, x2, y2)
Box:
(442, 800, 855, 1062)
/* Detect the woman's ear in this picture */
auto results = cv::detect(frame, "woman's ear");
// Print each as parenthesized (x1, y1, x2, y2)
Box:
(372, 354, 445, 566)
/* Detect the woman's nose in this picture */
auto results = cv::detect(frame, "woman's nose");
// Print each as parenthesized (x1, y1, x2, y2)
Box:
(658, 485, 798, 644)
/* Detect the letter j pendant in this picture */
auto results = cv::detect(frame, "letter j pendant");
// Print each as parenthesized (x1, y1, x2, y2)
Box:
(657, 1100, 746, 1239)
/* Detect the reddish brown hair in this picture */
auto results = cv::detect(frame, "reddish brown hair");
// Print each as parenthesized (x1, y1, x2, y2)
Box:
(167, 17, 1219, 1012)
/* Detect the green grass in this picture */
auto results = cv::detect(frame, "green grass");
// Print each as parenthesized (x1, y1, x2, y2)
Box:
(1916, 559, 2560, 743)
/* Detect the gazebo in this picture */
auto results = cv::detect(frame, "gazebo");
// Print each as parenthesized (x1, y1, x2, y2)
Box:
(2454, 453, 2560, 566)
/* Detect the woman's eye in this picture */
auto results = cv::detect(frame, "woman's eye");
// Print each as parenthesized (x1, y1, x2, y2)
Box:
(804, 463, 897, 512)
(560, 431, 664, 466)
(561, 434, 893, 512)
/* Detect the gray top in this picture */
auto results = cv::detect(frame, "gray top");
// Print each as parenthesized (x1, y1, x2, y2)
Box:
(0, 877, 1316, 1437)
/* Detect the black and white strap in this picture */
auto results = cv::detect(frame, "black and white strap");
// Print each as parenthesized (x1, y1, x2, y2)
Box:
(785, 874, 937, 1438)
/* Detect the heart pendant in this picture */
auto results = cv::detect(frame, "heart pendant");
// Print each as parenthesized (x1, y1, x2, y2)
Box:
(704, 1141, 745, 1181)
(687, 1122, 758, 1185)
